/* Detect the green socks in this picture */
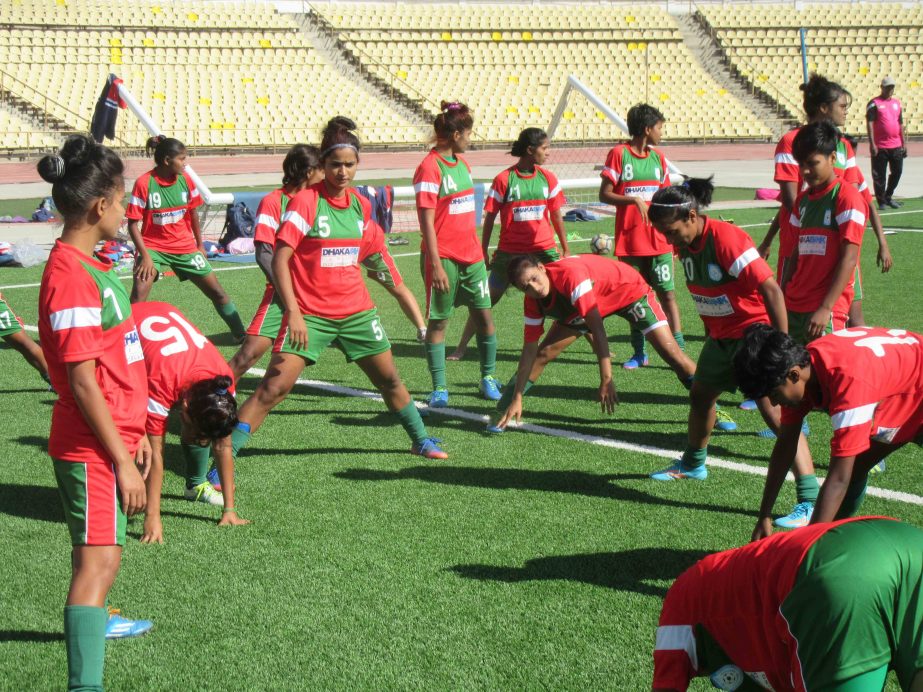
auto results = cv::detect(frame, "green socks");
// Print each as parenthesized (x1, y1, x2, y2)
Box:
(837, 477, 869, 519)
(629, 328, 646, 358)
(182, 442, 211, 488)
(475, 332, 497, 378)
(673, 331, 686, 351)
(395, 402, 428, 446)
(425, 341, 447, 390)
(795, 474, 819, 505)
(231, 422, 252, 457)
(64, 605, 107, 692)
(681, 446, 708, 469)
(215, 300, 246, 338)
(496, 376, 534, 412)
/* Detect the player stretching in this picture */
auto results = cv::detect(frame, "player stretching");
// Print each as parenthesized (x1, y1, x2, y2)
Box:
(414, 100, 500, 407)
(653, 517, 923, 692)
(736, 324, 922, 533)
(37, 136, 153, 690)
(493, 254, 695, 431)
(763, 74, 891, 327)
(599, 103, 685, 369)
(646, 178, 813, 498)
(133, 301, 249, 544)
(230, 117, 446, 461)
(449, 127, 569, 360)
(127, 135, 246, 340)
(0, 291, 50, 385)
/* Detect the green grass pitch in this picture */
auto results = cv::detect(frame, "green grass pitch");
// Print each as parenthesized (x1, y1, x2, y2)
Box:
(0, 200, 921, 689)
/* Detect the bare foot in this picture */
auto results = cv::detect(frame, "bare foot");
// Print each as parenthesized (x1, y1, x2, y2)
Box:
(446, 348, 466, 361)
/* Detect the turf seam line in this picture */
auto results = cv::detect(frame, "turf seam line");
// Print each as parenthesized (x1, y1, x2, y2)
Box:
(246, 368, 923, 508)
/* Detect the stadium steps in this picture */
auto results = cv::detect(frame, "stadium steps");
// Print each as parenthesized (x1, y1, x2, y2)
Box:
(675, 12, 798, 139)
(677, 12, 798, 137)
(296, 9, 434, 129)
(0, 68, 80, 136)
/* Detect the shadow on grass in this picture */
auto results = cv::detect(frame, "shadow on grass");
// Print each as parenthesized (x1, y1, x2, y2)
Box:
(335, 467, 751, 517)
(0, 483, 63, 523)
(0, 630, 64, 643)
(13, 435, 47, 451)
(242, 446, 402, 457)
(450, 547, 709, 597)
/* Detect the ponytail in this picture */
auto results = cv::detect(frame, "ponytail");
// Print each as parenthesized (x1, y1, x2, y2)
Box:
(648, 176, 714, 225)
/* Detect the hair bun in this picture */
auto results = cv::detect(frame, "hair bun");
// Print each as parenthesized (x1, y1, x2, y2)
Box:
(328, 116, 357, 132)
(37, 154, 66, 183)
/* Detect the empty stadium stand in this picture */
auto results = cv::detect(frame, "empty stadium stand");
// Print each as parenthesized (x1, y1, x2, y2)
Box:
(697, 2, 923, 136)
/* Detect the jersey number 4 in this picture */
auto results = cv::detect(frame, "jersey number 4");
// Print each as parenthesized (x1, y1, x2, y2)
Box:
(140, 312, 208, 356)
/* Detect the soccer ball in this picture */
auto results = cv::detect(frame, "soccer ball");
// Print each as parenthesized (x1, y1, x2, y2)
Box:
(590, 233, 613, 255)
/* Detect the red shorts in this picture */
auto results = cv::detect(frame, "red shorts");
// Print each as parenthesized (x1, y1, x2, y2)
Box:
(246, 285, 284, 340)
(871, 391, 923, 447)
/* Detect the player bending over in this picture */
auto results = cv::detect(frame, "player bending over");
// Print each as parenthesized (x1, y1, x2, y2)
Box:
(492, 253, 695, 431)
(653, 517, 923, 692)
(0, 291, 50, 386)
(230, 117, 447, 461)
(646, 178, 814, 522)
(414, 101, 500, 407)
(735, 324, 922, 532)
(38, 136, 153, 688)
(134, 301, 249, 544)
(449, 127, 569, 360)
(127, 135, 246, 340)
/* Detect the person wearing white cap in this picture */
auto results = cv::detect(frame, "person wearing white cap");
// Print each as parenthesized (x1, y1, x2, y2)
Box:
(866, 76, 907, 208)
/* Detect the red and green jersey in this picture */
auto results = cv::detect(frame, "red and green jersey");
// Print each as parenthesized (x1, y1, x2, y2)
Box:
(785, 178, 867, 316)
(484, 165, 565, 254)
(654, 517, 888, 692)
(678, 217, 773, 340)
(522, 255, 649, 343)
(38, 240, 148, 463)
(275, 183, 395, 319)
(774, 129, 872, 260)
(126, 169, 203, 254)
(600, 143, 672, 257)
(413, 149, 482, 264)
(253, 187, 293, 247)
(780, 327, 923, 457)
(132, 301, 235, 437)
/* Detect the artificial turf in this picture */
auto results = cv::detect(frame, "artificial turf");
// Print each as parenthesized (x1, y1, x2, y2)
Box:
(0, 199, 920, 690)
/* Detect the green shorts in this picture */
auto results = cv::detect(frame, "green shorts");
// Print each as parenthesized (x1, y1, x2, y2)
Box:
(787, 310, 846, 345)
(277, 308, 391, 364)
(612, 290, 669, 335)
(694, 336, 744, 393)
(53, 458, 127, 546)
(620, 252, 675, 293)
(246, 286, 284, 340)
(0, 294, 24, 338)
(421, 256, 491, 321)
(144, 249, 213, 281)
(488, 248, 560, 294)
(781, 519, 923, 691)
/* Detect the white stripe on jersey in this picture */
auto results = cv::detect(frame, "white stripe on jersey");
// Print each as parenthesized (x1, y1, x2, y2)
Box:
(256, 214, 279, 231)
(845, 157, 857, 169)
(488, 189, 503, 203)
(130, 195, 145, 208)
(570, 279, 592, 304)
(789, 212, 801, 228)
(831, 402, 877, 431)
(280, 210, 310, 236)
(523, 316, 544, 326)
(548, 184, 562, 199)
(654, 625, 698, 669)
(835, 209, 866, 227)
(49, 307, 102, 331)
(728, 247, 760, 278)
(775, 153, 797, 166)
(190, 188, 201, 198)
(414, 182, 439, 196)
(147, 397, 171, 418)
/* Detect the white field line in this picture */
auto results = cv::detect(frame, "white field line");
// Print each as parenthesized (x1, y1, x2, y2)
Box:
(247, 368, 923, 508)
(2, 206, 920, 292)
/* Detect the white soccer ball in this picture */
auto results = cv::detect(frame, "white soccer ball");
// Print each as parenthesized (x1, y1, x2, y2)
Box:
(590, 233, 613, 255)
